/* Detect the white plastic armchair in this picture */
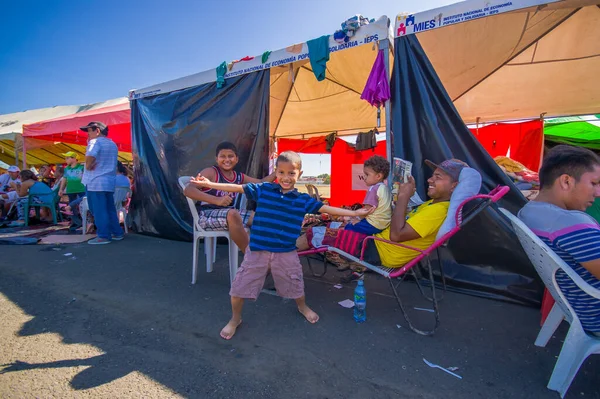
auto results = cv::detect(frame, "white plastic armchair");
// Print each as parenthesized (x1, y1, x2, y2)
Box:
(114, 187, 131, 234)
(178, 176, 246, 285)
(500, 208, 600, 398)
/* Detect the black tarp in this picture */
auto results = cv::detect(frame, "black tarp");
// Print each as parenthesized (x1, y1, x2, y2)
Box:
(391, 35, 543, 306)
(129, 71, 270, 241)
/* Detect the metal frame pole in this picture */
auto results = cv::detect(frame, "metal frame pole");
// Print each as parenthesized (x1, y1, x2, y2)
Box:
(381, 38, 393, 185)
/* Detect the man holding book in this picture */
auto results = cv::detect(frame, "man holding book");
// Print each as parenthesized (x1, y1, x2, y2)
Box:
(342, 158, 468, 282)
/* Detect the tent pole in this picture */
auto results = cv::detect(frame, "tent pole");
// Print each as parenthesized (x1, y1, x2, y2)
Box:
(381, 38, 392, 168)
(22, 135, 27, 169)
(539, 112, 547, 171)
(14, 136, 19, 167)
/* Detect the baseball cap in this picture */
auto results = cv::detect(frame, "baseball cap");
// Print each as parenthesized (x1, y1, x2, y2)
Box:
(7, 165, 20, 173)
(80, 121, 108, 134)
(425, 158, 469, 181)
(61, 151, 78, 159)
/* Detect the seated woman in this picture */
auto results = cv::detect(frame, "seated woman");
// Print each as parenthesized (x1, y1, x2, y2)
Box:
(300, 159, 470, 283)
(7, 170, 47, 227)
(52, 166, 65, 194)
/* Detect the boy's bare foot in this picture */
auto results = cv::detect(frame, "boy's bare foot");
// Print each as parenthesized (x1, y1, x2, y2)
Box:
(298, 305, 319, 324)
(220, 319, 242, 340)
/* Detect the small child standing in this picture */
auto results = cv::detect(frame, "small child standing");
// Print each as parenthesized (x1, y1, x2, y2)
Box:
(344, 155, 392, 235)
(191, 151, 373, 340)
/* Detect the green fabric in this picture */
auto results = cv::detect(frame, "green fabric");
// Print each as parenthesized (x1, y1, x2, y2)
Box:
(64, 164, 85, 194)
(586, 197, 600, 224)
(261, 51, 272, 64)
(307, 35, 330, 81)
(216, 61, 227, 89)
(544, 120, 600, 150)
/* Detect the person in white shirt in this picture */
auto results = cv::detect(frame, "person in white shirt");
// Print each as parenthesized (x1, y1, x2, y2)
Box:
(0, 165, 22, 217)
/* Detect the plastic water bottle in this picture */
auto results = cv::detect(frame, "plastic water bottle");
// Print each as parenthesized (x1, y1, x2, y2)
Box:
(353, 279, 366, 323)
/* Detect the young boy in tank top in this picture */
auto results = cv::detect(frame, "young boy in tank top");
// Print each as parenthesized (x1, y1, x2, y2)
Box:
(183, 141, 275, 252)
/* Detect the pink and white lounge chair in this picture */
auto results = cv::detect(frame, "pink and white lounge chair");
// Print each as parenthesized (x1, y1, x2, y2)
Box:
(299, 167, 509, 335)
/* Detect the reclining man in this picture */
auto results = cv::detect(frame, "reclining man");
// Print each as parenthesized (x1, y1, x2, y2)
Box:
(519, 145, 600, 337)
(298, 159, 468, 283)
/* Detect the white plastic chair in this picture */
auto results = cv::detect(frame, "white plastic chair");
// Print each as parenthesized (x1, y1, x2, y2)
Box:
(500, 208, 600, 398)
(178, 176, 247, 285)
(114, 187, 131, 234)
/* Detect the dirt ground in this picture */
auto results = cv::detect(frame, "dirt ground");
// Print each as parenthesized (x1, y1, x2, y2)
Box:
(0, 234, 598, 398)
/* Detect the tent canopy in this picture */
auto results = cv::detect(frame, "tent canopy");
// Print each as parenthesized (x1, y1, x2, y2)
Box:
(395, 0, 600, 123)
(23, 98, 131, 152)
(130, 17, 392, 139)
(0, 97, 131, 166)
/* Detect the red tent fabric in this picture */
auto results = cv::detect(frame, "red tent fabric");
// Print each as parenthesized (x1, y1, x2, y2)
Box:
(22, 103, 132, 152)
(277, 137, 387, 206)
(469, 120, 543, 172)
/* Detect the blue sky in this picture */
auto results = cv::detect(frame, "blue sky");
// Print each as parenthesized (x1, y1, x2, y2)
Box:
(0, 0, 454, 114)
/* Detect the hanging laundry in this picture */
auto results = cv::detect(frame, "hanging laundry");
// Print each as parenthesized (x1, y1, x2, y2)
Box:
(325, 132, 337, 152)
(216, 61, 227, 89)
(307, 35, 330, 81)
(334, 15, 375, 43)
(360, 50, 390, 108)
(355, 129, 378, 151)
(261, 51, 272, 64)
(228, 56, 255, 71)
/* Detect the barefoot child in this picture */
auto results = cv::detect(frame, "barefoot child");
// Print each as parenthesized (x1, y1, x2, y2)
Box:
(184, 141, 275, 253)
(191, 151, 373, 340)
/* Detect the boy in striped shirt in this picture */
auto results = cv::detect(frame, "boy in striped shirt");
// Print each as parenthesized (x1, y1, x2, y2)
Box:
(191, 151, 373, 340)
(519, 145, 600, 336)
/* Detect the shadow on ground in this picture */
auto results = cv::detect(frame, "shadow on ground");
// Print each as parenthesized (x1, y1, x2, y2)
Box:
(0, 234, 598, 398)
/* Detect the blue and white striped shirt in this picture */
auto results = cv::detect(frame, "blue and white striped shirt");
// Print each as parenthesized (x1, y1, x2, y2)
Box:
(244, 182, 323, 252)
(82, 136, 118, 192)
(519, 201, 600, 333)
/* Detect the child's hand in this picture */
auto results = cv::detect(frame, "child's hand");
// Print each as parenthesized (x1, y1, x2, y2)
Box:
(354, 207, 375, 218)
(217, 196, 233, 207)
(190, 174, 211, 187)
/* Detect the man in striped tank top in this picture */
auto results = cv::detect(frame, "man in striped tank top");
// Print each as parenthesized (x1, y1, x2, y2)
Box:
(519, 145, 600, 336)
(184, 142, 275, 253)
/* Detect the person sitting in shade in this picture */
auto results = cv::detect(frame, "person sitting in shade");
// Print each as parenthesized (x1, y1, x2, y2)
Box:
(300, 159, 468, 283)
(0, 165, 21, 218)
(183, 141, 276, 253)
(519, 145, 600, 337)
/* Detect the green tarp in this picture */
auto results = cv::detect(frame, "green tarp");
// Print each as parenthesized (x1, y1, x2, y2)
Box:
(545, 115, 600, 149)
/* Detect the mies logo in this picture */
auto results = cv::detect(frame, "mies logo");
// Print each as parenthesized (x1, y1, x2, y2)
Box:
(397, 13, 443, 36)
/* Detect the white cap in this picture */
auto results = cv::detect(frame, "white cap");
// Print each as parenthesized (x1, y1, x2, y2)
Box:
(7, 165, 20, 173)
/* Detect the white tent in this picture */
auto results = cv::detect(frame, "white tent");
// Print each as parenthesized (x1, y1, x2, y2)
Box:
(0, 97, 128, 166)
(395, 0, 600, 123)
(130, 17, 393, 141)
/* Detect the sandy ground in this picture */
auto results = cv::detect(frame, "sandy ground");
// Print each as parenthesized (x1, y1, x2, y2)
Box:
(0, 234, 598, 398)
(297, 184, 331, 198)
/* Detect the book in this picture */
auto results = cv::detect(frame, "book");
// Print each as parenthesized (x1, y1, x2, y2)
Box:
(391, 157, 412, 202)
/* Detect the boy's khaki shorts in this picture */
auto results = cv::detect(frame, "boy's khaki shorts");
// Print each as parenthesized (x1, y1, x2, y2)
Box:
(230, 248, 305, 300)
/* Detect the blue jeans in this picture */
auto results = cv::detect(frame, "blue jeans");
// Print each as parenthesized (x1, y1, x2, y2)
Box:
(67, 193, 85, 227)
(344, 218, 383, 235)
(86, 191, 123, 240)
